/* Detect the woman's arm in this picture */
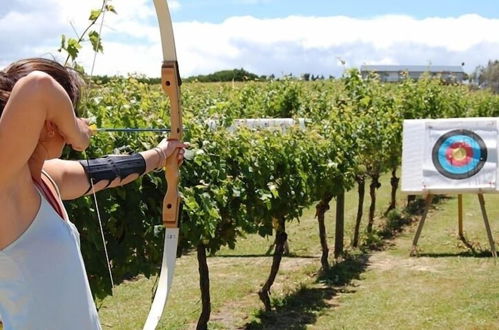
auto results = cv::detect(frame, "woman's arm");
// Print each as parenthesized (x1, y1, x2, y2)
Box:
(0, 71, 89, 184)
(43, 140, 186, 200)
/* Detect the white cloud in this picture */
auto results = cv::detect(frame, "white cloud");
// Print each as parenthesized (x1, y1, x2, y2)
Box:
(169, 0, 181, 10)
(170, 14, 499, 77)
(1, 1, 499, 78)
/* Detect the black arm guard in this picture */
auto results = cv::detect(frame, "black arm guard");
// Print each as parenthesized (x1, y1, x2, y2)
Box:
(79, 153, 146, 193)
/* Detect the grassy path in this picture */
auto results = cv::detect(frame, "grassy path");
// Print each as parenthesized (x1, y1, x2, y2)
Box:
(97, 182, 498, 329)
(309, 194, 499, 329)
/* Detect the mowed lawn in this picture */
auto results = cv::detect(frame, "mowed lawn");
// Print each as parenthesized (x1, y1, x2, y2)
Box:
(95, 175, 498, 329)
(309, 193, 499, 330)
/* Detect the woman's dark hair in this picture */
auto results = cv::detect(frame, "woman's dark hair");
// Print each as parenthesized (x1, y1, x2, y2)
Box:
(0, 58, 84, 115)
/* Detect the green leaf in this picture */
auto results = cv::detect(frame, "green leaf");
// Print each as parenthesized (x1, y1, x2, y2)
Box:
(58, 34, 66, 52)
(267, 183, 279, 198)
(105, 5, 117, 14)
(89, 9, 102, 22)
(89, 31, 103, 53)
(66, 38, 82, 61)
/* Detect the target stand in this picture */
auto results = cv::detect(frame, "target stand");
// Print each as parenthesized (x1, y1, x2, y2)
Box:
(402, 118, 498, 258)
(410, 193, 497, 258)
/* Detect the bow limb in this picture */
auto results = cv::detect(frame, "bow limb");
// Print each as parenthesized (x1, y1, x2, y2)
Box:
(143, 1, 182, 329)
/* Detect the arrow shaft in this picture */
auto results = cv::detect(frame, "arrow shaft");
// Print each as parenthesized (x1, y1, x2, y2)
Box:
(95, 128, 172, 133)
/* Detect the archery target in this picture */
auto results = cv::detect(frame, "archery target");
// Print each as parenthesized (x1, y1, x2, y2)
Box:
(402, 118, 499, 193)
(431, 129, 487, 180)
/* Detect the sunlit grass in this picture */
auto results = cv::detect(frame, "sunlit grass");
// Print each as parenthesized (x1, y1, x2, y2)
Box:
(310, 193, 499, 330)
(97, 175, 498, 329)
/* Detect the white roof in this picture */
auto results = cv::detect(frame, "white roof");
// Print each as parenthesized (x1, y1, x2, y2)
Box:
(361, 65, 464, 73)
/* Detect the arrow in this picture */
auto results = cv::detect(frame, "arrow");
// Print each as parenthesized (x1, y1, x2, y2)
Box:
(92, 127, 172, 133)
(89, 124, 190, 133)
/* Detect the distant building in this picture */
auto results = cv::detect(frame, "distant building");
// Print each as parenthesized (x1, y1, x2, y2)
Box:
(360, 65, 466, 83)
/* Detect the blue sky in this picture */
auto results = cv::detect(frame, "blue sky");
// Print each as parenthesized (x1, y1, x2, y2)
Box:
(1, 0, 499, 78)
(171, 0, 499, 22)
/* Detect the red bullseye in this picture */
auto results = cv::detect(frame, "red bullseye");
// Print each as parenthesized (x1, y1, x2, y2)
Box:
(432, 129, 487, 180)
(445, 142, 473, 167)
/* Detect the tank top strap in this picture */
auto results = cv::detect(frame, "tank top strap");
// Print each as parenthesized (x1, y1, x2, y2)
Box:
(41, 170, 62, 198)
(32, 178, 65, 220)
(41, 170, 69, 221)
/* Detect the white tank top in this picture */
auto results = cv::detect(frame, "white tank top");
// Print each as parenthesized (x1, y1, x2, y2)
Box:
(0, 185, 101, 329)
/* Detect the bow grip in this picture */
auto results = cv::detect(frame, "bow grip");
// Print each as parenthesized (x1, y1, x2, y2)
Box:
(163, 153, 181, 227)
(161, 61, 182, 228)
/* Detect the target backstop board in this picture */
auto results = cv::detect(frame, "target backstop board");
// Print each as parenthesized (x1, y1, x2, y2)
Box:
(401, 118, 499, 194)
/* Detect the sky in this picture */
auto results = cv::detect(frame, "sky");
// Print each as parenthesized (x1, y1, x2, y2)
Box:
(1, 0, 499, 78)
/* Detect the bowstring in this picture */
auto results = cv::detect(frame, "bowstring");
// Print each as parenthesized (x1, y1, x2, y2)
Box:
(86, 0, 116, 297)
(86, 155, 115, 291)
(89, 0, 107, 79)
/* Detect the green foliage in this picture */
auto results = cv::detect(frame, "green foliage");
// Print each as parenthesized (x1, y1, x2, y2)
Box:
(360, 231, 385, 251)
(472, 60, 499, 93)
(58, 0, 116, 70)
(68, 74, 499, 299)
(55, 0, 499, 325)
(66, 78, 165, 297)
(378, 209, 413, 239)
(342, 69, 394, 179)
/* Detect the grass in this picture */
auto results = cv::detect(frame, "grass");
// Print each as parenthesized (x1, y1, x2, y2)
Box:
(96, 175, 499, 329)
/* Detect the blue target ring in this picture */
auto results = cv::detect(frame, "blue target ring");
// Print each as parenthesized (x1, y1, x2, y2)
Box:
(432, 129, 487, 180)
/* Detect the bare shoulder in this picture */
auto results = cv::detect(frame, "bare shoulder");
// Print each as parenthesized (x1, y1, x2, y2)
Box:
(3, 72, 60, 114)
(19, 70, 55, 84)
(0, 71, 59, 185)
(11, 71, 58, 99)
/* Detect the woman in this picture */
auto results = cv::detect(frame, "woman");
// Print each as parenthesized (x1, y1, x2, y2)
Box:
(0, 58, 186, 329)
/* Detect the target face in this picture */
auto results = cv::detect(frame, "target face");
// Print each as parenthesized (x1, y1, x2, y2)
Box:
(431, 129, 487, 180)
